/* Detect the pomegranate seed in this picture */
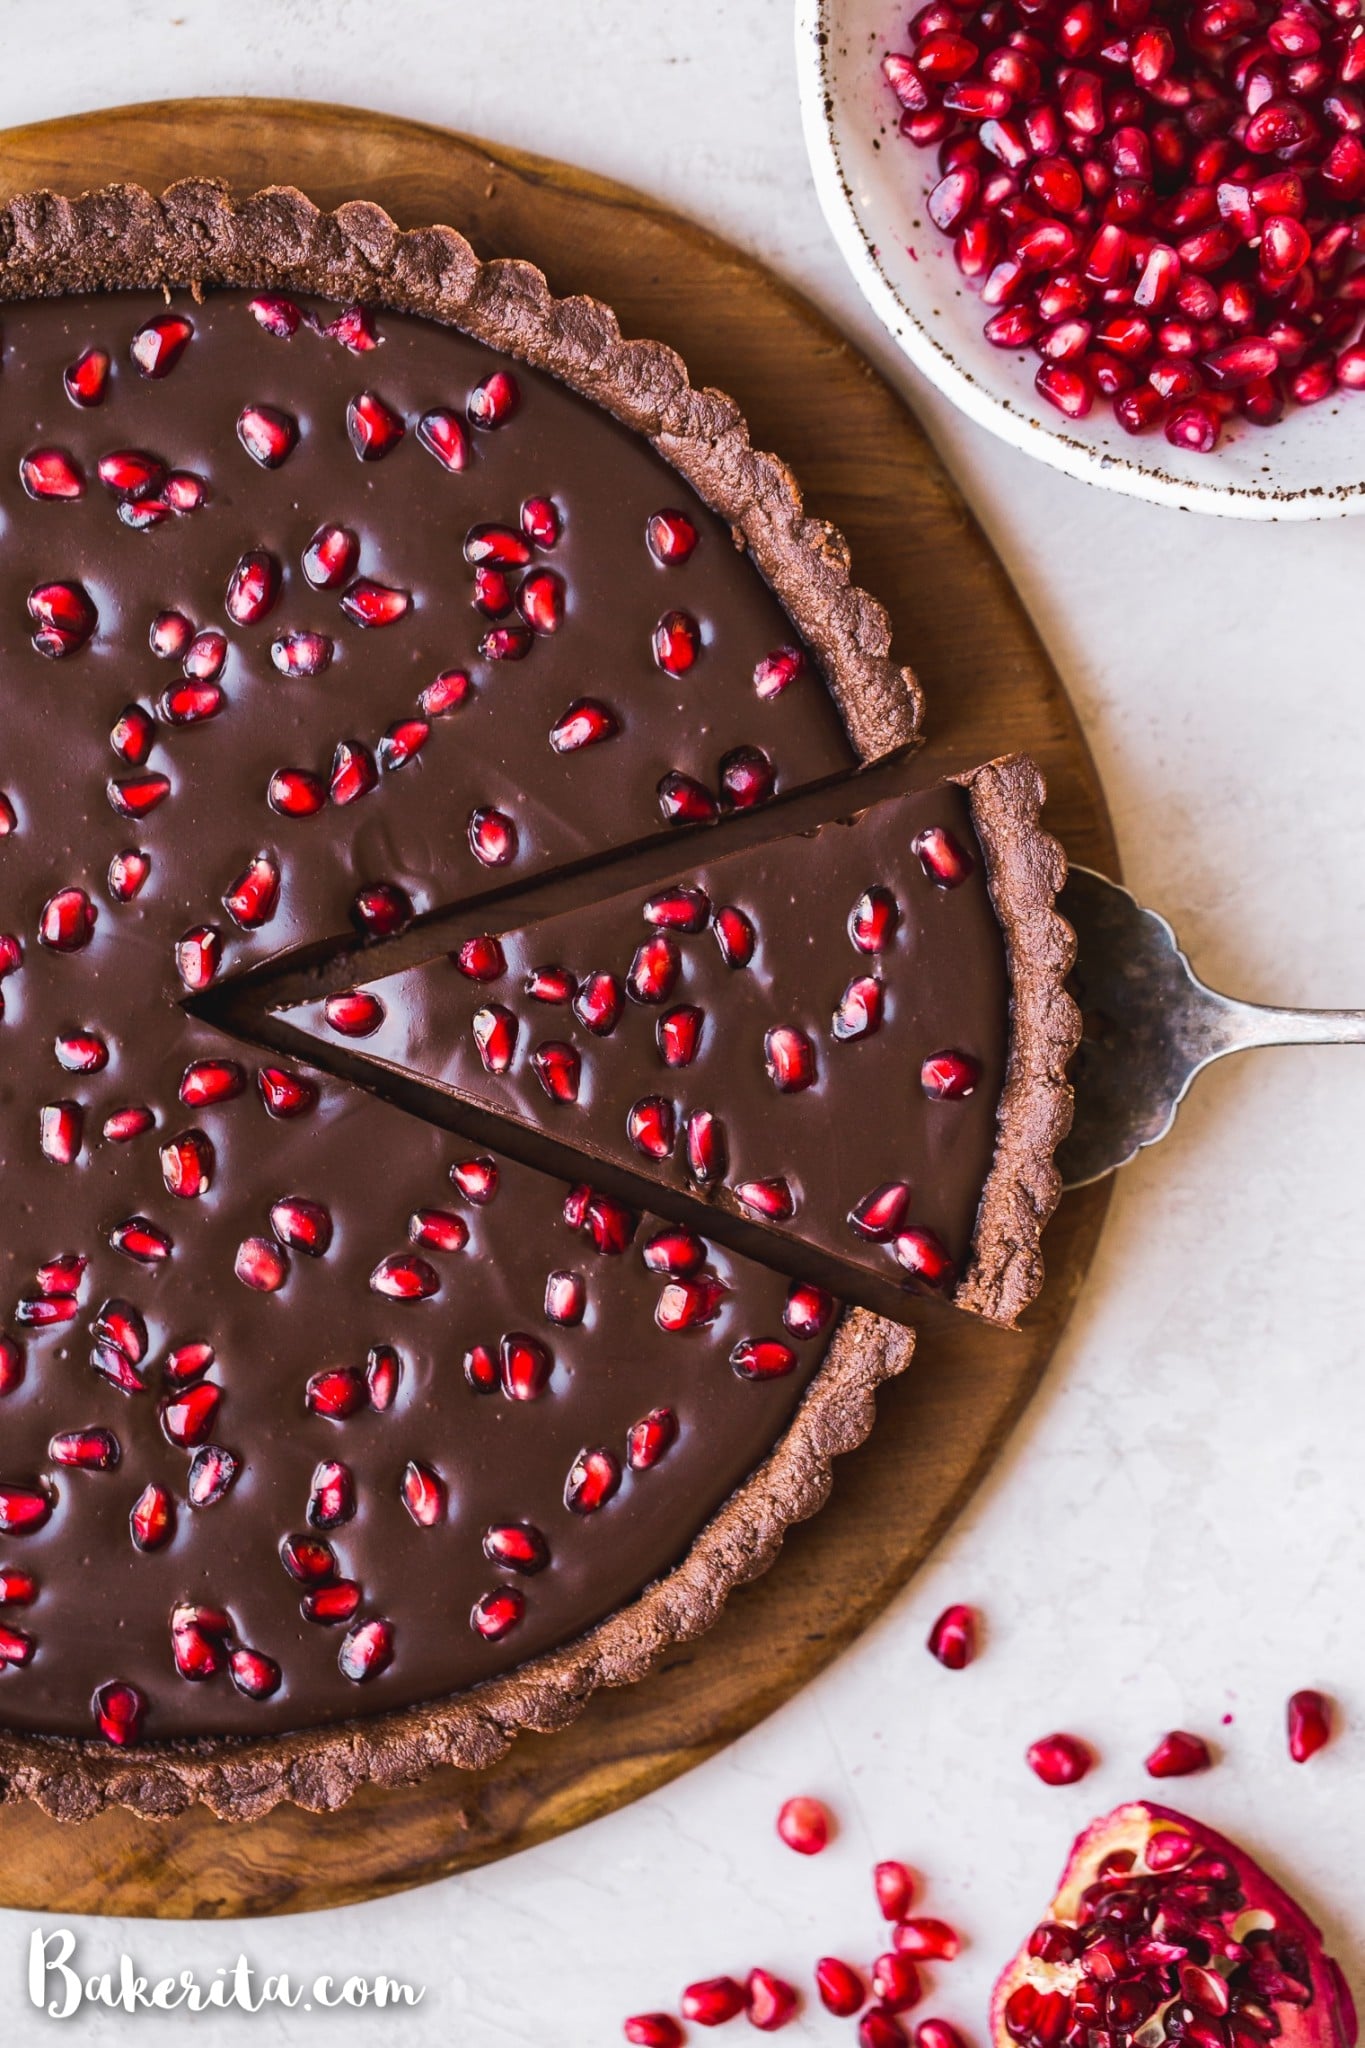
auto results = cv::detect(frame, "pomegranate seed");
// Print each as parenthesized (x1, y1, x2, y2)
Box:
(1026, 1731, 1094, 1784)
(347, 390, 405, 459)
(161, 678, 225, 725)
(129, 1483, 174, 1550)
(107, 771, 171, 820)
(872, 1955, 922, 2015)
(1287, 1688, 1332, 1760)
(324, 305, 379, 352)
(353, 881, 413, 937)
(281, 1533, 337, 1582)
(573, 1188, 638, 1256)
(833, 975, 884, 1041)
(783, 1281, 834, 1338)
(653, 609, 701, 674)
(754, 646, 804, 699)
(627, 1407, 678, 1469)
(777, 1795, 830, 1854)
(894, 1920, 961, 1963)
(379, 718, 430, 772)
(624, 2016, 684, 2048)
(817, 1958, 867, 2017)
(643, 1228, 706, 1276)
(338, 1617, 394, 1682)
(551, 698, 618, 751)
(302, 1580, 361, 1625)
(656, 1277, 728, 1330)
(685, 1107, 727, 1184)
(922, 1050, 982, 1099)
(875, 1860, 917, 1920)
(532, 1042, 581, 1101)
(16, 1290, 78, 1327)
(366, 1345, 401, 1410)
(56, 1031, 107, 1073)
(176, 924, 223, 991)
(37, 1253, 85, 1295)
(629, 934, 681, 1004)
(271, 630, 333, 677)
(326, 989, 384, 1036)
(465, 1344, 498, 1393)
(519, 568, 564, 634)
(93, 1680, 145, 1744)
(764, 1025, 816, 1092)
(161, 1381, 221, 1448)
(849, 886, 900, 953)
(565, 1446, 621, 1513)
(526, 964, 576, 1003)
(654, 1004, 701, 1066)
(573, 970, 625, 1036)
(237, 404, 297, 467)
(1146, 1729, 1213, 1776)
(230, 1648, 281, 1699)
(49, 1426, 120, 1470)
(681, 1979, 745, 2027)
(340, 578, 410, 627)
(916, 2021, 966, 2048)
(850, 1181, 911, 1241)
(160, 1127, 214, 1199)
(456, 935, 507, 982)
(500, 1332, 552, 1400)
(629, 1097, 678, 1159)
(545, 1269, 586, 1324)
(658, 770, 719, 825)
(469, 806, 517, 866)
(370, 1254, 439, 1301)
(471, 1588, 525, 1640)
(65, 346, 110, 405)
(164, 1341, 213, 1386)
(308, 1460, 355, 1529)
(468, 370, 520, 427)
(271, 1196, 333, 1256)
(408, 1208, 468, 1254)
(731, 1337, 797, 1380)
(0, 1483, 53, 1535)
(401, 1460, 447, 1526)
(452, 1157, 499, 1203)
(130, 314, 192, 376)
(646, 508, 699, 563)
(927, 1602, 978, 1667)
(470, 563, 510, 615)
(250, 292, 302, 336)
(40, 1101, 83, 1164)
(235, 1235, 287, 1291)
(188, 1446, 239, 1507)
(183, 629, 227, 682)
(28, 580, 97, 657)
(894, 1228, 955, 1288)
(38, 886, 95, 953)
(746, 1970, 799, 2032)
(225, 550, 280, 625)
(472, 1003, 518, 1073)
(735, 1177, 796, 1221)
(223, 852, 280, 931)
(861, 2012, 910, 2048)
(302, 523, 359, 588)
(0, 1568, 36, 1606)
(163, 470, 205, 514)
(98, 447, 165, 499)
(0, 1340, 23, 1398)
(259, 1067, 318, 1118)
(719, 744, 775, 810)
(21, 446, 84, 499)
(714, 905, 756, 967)
(417, 408, 468, 471)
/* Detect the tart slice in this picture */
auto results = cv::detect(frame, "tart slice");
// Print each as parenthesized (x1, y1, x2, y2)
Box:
(283, 755, 1079, 1326)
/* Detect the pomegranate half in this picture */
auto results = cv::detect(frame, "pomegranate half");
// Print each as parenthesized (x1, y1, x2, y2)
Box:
(992, 1803, 1356, 2048)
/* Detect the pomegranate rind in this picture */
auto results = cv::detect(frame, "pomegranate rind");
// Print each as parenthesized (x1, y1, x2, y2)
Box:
(990, 1802, 1357, 2048)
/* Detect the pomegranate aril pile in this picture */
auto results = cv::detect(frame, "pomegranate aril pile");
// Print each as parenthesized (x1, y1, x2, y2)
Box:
(883, 0, 1365, 447)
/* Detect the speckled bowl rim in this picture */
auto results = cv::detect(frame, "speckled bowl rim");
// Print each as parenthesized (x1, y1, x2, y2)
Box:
(795, 0, 1365, 521)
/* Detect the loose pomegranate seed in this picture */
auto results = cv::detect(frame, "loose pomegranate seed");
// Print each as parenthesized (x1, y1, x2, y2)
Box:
(259, 1067, 318, 1118)
(894, 1920, 961, 1963)
(732, 1338, 797, 1380)
(1145, 1728, 1212, 1776)
(483, 1522, 551, 1574)
(469, 806, 518, 867)
(875, 1860, 917, 1920)
(916, 2022, 967, 2048)
(681, 1979, 745, 2027)
(1026, 1732, 1094, 1785)
(456, 935, 507, 982)
(338, 1617, 394, 1682)
(465, 1343, 498, 1393)
(626, 1407, 678, 1470)
(862, 2014, 910, 2048)
(164, 1341, 214, 1387)
(235, 403, 298, 467)
(653, 609, 701, 674)
(777, 1795, 830, 1854)
(927, 1602, 978, 1668)
(746, 1969, 799, 2032)
(163, 470, 205, 514)
(225, 550, 280, 626)
(308, 1460, 356, 1530)
(325, 990, 384, 1036)
(0, 1567, 36, 1606)
(110, 703, 155, 764)
(872, 1954, 922, 2015)
(1287, 1688, 1332, 1761)
(783, 1281, 834, 1338)
(417, 408, 468, 471)
(93, 1680, 145, 1745)
(565, 1446, 621, 1513)
(472, 1003, 518, 1072)
(302, 522, 359, 588)
(161, 678, 225, 725)
(468, 370, 520, 427)
(341, 578, 411, 627)
(176, 925, 222, 991)
(235, 1235, 287, 1291)
(624, 2016, 684, 2048)
(817, 1958, 867, 2017)
(551, 698, 619, 751)
(518, 568, 564, 634)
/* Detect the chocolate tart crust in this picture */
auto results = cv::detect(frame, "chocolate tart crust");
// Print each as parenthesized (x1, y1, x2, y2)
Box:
(954, 755, 1081, 1328)
(0, 1311, 911, 1822)
(0, 180, 925, 1817)
(0, 178, 921, 762)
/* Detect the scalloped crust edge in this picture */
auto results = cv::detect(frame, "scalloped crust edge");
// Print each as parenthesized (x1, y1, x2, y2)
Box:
(0, 177, 921, 762)
(0, 1310, 912, 1821)
(954, 754, 1081, 1328)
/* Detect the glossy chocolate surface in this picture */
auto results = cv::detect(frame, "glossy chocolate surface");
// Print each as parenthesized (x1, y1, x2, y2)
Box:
(0, 289, 851, 1740)
(290, 787, 1011, 1295)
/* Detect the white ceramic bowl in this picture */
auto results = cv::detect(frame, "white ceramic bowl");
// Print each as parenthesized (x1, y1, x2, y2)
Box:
(796, 0, 1365, 518)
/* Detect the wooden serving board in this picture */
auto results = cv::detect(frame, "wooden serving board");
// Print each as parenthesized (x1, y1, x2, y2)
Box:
(0, 99, 1118, 1918)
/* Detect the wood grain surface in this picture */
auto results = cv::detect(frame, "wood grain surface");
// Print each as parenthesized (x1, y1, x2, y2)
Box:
(0, 98, 1118, 1918)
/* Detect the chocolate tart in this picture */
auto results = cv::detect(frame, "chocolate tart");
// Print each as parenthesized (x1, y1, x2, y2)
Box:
(283, 757, 1077, 1328)
(0, 182, 1067, 1821)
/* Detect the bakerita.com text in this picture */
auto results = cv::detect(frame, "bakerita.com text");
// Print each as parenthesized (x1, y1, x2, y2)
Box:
(29, 1929, 426, 2019)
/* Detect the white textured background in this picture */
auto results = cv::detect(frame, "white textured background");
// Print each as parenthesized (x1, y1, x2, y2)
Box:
(1, 3, 1363, 2040)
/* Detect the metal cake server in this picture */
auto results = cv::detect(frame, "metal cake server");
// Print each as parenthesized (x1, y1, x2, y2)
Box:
(1058, 866, 1365, 1189)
